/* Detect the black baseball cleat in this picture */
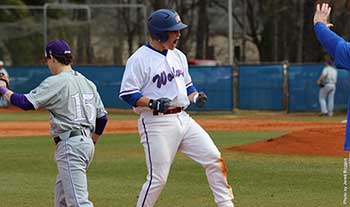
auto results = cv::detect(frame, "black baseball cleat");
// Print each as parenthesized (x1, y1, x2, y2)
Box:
(319, 113, 328, 116)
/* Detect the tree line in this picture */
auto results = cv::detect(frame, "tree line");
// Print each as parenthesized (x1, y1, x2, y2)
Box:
(0, 0, 349, 65)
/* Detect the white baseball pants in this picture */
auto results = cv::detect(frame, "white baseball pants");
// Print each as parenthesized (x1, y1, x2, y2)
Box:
(136, 111, 234, 207)
(319, 83, 336, 116)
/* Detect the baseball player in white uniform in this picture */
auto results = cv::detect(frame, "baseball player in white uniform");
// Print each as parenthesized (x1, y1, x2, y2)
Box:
(318, 59, 337, 116)
(0, 39, 108, 207)
(119, 9, 234, 207)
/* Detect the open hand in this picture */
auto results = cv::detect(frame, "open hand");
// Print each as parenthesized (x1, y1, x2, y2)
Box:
(313, 3, 333, 27)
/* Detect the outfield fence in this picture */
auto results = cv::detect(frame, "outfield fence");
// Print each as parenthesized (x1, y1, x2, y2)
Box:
(6, 65, 233, 111)
(6, 64, 350, 112)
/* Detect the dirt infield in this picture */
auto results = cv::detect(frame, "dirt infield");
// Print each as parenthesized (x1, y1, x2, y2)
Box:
(229, 124, 346, 157)
(0, 111, 346, 157)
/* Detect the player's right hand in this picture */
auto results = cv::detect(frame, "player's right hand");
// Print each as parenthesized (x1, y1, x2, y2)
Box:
(148, 98, 171, 113)
(195, 92, 208, 108)
(313, 3, 332, 26)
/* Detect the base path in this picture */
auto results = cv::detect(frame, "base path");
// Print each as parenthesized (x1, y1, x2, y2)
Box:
(0, 117, 346, 157)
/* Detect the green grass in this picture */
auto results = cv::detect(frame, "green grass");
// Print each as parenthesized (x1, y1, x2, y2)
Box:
(190, 110, 347, 121)
(0, 109, 347, 122)
(0, 131, 345, 207)
(0, 110, 140, 121)
(0, 110, 49, 121)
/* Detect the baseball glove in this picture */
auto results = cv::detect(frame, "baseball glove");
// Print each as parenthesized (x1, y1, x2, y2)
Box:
(0, 72, 9, 88)
(317, 79, 325, 88)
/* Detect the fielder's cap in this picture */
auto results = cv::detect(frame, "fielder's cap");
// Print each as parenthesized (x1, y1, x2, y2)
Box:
(45, 39, 71, 57)
(325, 59, 333, 65)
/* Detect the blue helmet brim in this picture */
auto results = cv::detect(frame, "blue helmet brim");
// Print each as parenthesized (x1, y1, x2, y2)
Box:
(165, 22, 188, 31)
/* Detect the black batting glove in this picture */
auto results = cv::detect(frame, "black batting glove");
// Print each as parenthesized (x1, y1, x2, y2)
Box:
(148, 98, 171, 113)
(194, 92, 207, 108)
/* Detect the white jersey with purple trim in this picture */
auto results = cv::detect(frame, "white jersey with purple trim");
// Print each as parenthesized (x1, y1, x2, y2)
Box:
(120, 45, 234, 207)
(119, 45, 192, 113)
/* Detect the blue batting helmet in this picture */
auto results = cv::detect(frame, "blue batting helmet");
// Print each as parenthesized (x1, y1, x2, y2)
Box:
(148, 9, 188, 42)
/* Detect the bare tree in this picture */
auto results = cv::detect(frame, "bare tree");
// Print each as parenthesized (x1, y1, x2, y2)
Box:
(73, 8, 92, 64)
(195, 0, 208, 59)
(296, 0, 304, 63)
(161, 0, 199, 55)
(148, 0, 167, 10)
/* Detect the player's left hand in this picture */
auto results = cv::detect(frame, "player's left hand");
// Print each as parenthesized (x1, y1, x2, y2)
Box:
(0, 72, 9, 88)
(194, 92, 207, 108)
(92, 134, 99, 145)
(313, 3, 333, 27)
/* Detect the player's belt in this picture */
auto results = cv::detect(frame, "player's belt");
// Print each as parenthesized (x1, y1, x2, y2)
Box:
(53, 130, 86, 145)
(153, 107, 183, 116)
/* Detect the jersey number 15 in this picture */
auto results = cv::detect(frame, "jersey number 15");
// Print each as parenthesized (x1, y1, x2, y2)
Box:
(72, 93, 96, 122)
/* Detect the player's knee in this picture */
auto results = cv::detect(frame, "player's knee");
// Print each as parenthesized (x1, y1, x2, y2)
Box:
(201, 150, 223, 167)
(203, 157, 229, 180)
(208, 150, 222, 162)
(152, 174, 168, 188)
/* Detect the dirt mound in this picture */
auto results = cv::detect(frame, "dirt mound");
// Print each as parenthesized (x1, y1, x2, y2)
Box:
(229, 124, 347, 157)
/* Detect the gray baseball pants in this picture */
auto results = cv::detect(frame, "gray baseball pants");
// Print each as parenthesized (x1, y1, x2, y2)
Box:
(54, 134, 95, 207)
(319, 83, 336, 116)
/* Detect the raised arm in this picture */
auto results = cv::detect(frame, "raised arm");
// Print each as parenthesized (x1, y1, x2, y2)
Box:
(313, 3, 350, 70)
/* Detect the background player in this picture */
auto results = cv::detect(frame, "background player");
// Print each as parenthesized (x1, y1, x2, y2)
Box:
(0, 39, 108, 207)
(317, 59, 337, 116)
(0, 60, 10, 107)
(119, 9, 234, 207)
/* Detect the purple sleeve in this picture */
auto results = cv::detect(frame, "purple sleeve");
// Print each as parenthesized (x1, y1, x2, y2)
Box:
(0, 86, 7, 95)
(10, 93, 35, 110)
(95, 114, 108, 135)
